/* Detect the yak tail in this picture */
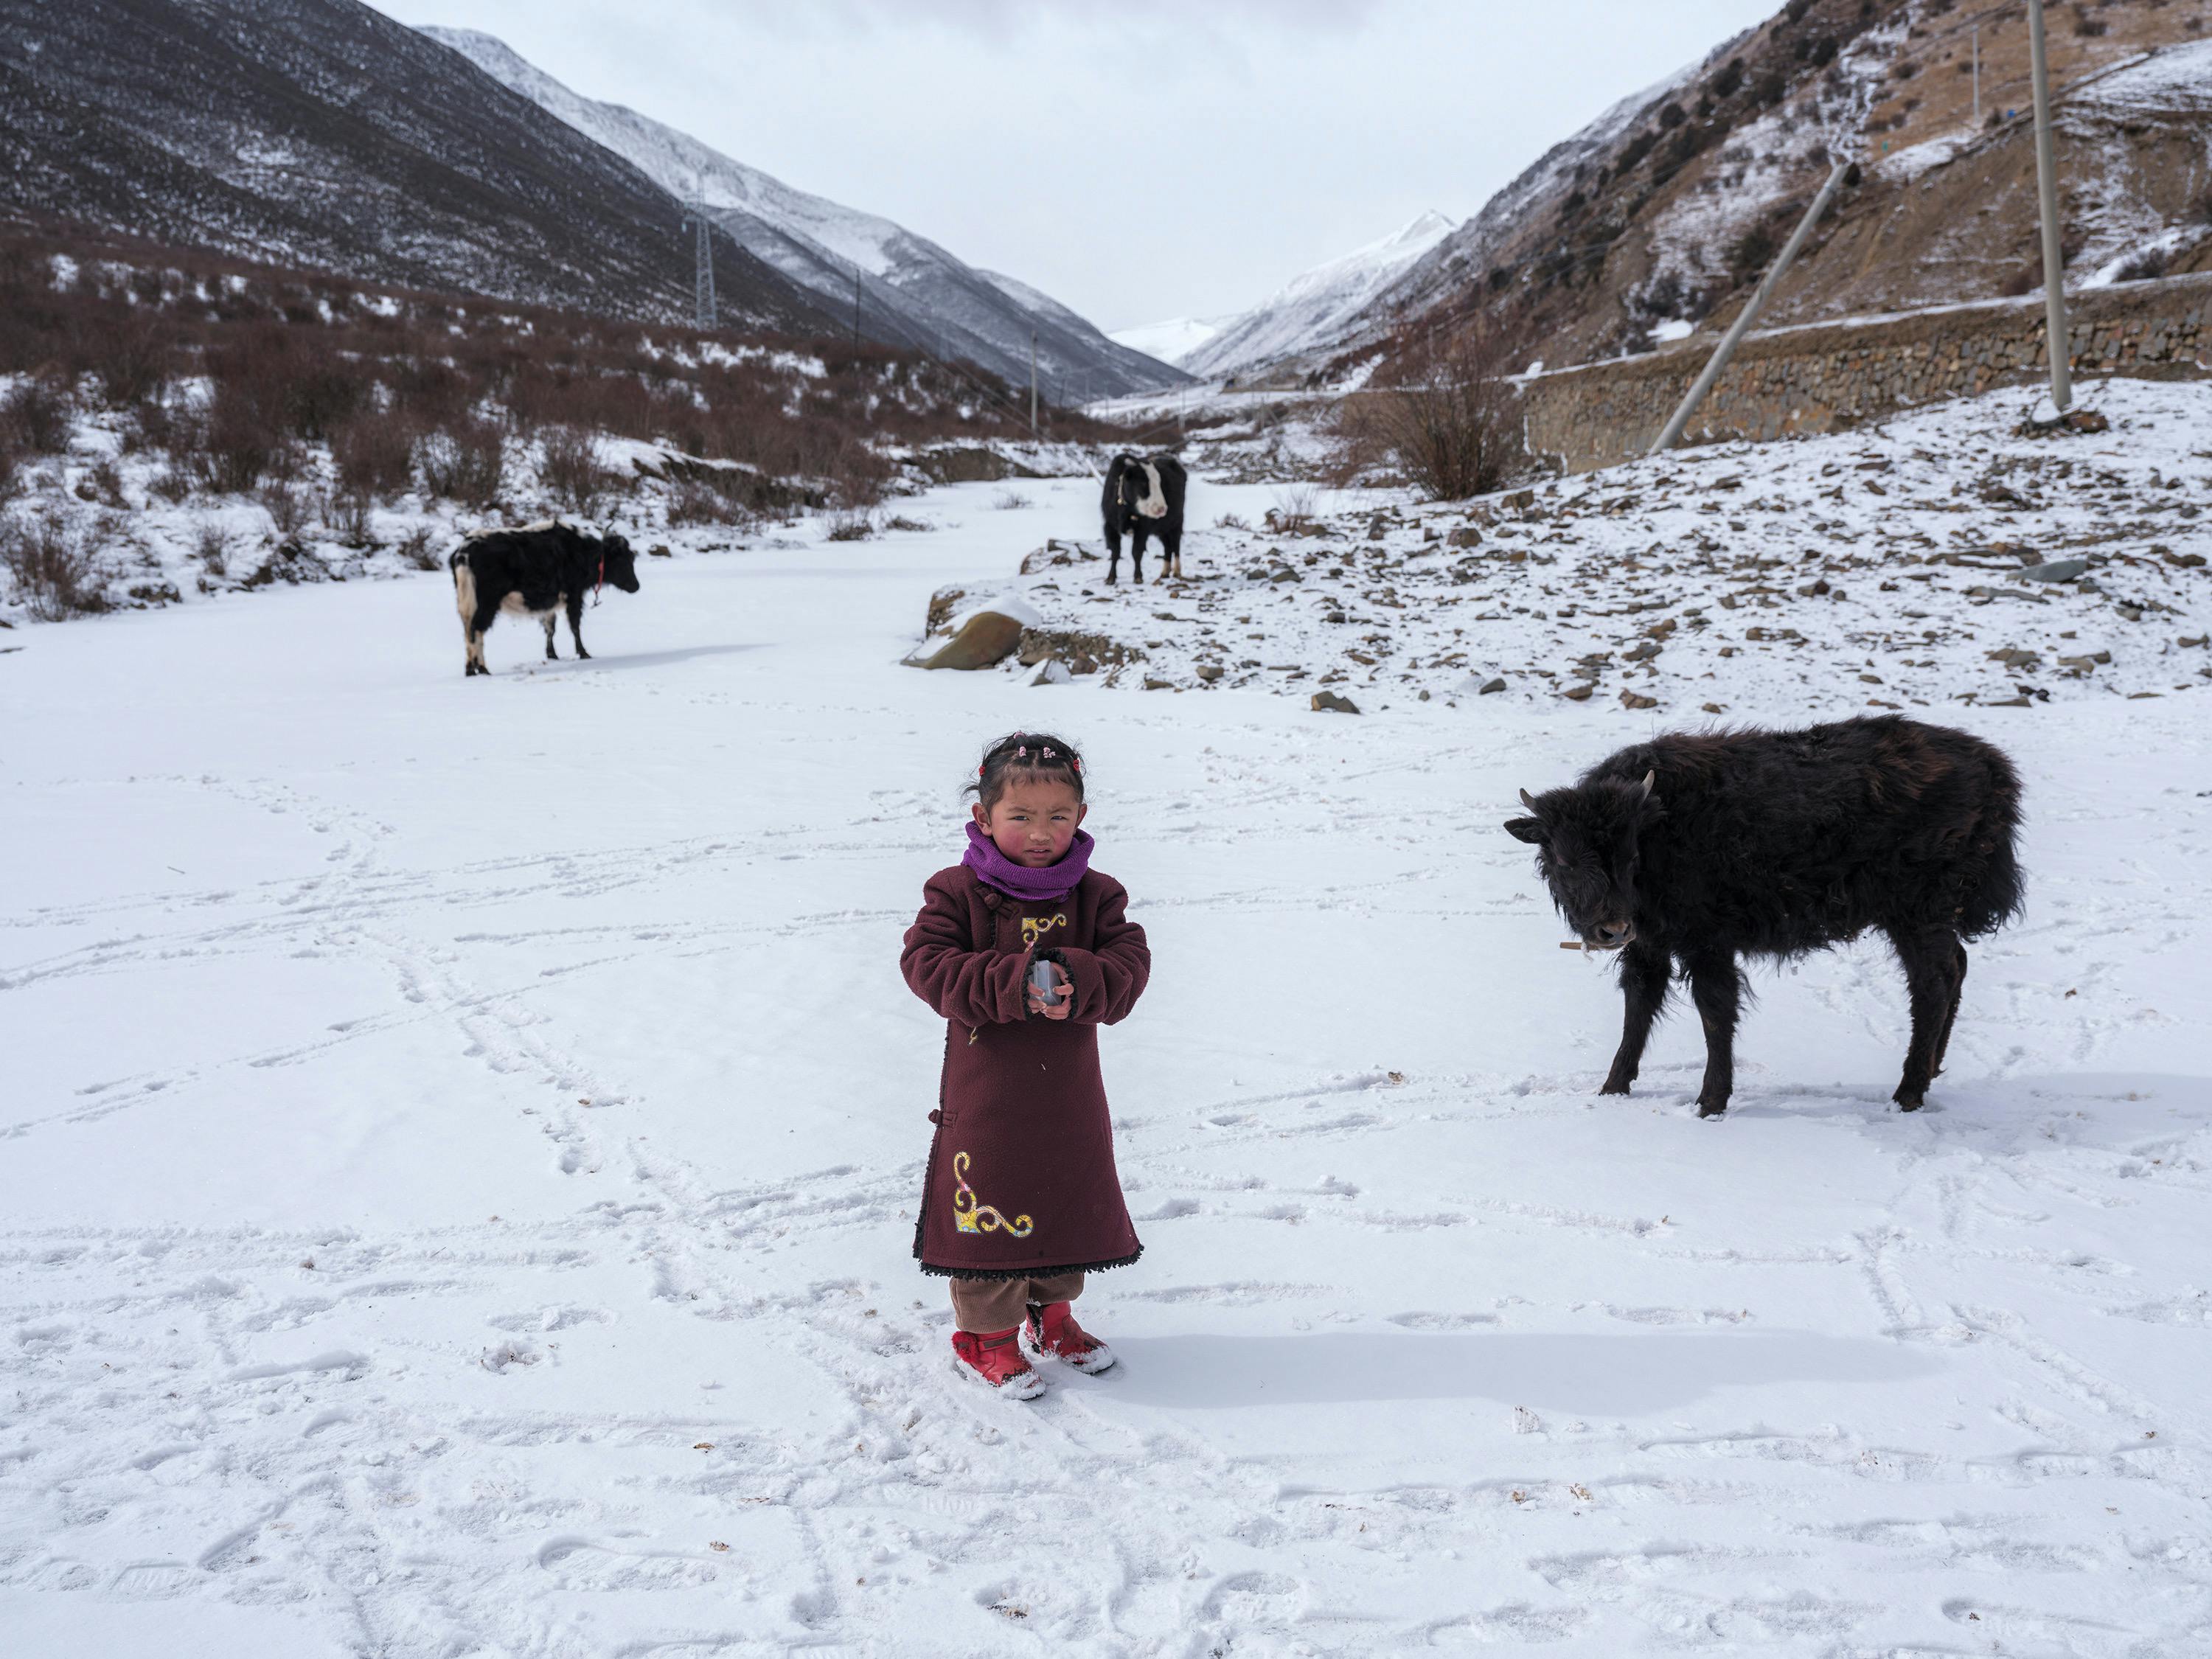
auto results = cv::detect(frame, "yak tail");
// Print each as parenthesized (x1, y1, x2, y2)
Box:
(1958, 753, 2026, 939)
(1959, 827, 2025, 939)
(451, 553, 476, 622)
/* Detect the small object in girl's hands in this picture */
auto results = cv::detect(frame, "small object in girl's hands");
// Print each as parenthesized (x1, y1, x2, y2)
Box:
(1029, 958, 1062, 1007)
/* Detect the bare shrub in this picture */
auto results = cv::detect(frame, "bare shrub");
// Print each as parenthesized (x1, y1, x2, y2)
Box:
(1361, 332, 1519, 503)
(194, 518, 231, 577)
(417, 420, 506, 508)
(201, 378, 278, 493)
(321, 487, 374, 549)
(396, 524, 442, 571)
(332, 409, 417, 500)
(1, 512, 106, 619)
(881, 514, 931, 533)
(84, 317, 173, 410)
(2, 375, 74, 453)
(1267, 482, 1320, 532)
(538, 425, 613, 515)
(823, 508, 875, 541)
(150, 465, 192, 504)
(1214, 512, 1251, 531)
(260, 481, 309, 535)
(992, 489, 1033, 510)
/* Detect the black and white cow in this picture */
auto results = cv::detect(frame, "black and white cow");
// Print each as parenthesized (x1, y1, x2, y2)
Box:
(1101, 451, 1188, 585)
(449, 520, 641, 678)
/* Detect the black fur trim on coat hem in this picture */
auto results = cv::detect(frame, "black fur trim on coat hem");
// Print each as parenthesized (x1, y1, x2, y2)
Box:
(917, 1245, 1144, 1282)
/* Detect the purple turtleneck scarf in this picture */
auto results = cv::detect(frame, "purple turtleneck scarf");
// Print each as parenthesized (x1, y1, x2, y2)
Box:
(963, 822, 1094, 902)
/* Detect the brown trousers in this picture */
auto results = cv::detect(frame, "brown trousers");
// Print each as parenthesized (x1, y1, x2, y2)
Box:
(949, 1270, 1085, 1335)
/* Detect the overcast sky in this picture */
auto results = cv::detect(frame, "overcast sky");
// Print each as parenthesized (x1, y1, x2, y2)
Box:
(378, 1, 1778, 333)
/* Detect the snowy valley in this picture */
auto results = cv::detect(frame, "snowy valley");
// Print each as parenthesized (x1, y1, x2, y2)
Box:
(4, 1, 2212, 1655)
(5, 374, 2212, 1655)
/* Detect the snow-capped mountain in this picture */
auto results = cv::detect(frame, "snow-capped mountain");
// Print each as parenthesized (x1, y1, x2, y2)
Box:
(1177, 212, 1457, 381)
(1107, 316, 1234, 369)
(420, 28, 1186, 400)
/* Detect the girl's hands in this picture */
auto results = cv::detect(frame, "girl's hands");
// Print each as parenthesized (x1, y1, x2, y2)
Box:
(1026, 961, 1073, 1020)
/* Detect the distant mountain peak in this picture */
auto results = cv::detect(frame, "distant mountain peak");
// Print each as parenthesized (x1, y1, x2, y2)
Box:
(1179, 212, 1458, 380)
(418, 25, 1187, 397)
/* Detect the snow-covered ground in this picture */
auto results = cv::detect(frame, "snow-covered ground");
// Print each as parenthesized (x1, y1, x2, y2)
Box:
(5, 451, 2212, 1655)
(1006, 379, 2212, 716)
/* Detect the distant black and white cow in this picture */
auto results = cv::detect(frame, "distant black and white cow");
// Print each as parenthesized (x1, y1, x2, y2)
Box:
(1100, 452, 1188, 585)
(449, 521, 641, 678)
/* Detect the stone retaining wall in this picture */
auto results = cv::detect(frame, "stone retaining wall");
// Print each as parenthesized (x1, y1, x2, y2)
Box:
(1519, 273, 2212, 475)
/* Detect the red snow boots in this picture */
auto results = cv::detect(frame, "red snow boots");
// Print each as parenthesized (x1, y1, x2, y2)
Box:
(1021, 1301, 1116, 1374)
(951, 1327, 1045, 1399)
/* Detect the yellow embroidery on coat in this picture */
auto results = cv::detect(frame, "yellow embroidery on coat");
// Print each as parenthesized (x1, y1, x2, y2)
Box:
(1020, 912, 1067, 949)
(950, 1151, 1034, 1237)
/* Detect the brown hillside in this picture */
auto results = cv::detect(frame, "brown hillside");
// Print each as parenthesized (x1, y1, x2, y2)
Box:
(1344, 0, 2211, 379)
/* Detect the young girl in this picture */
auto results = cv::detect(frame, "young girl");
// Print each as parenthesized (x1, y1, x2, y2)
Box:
(900, 731, 1150, 1398)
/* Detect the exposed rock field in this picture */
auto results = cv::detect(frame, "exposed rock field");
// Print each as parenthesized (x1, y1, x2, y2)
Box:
(974, 379, 2212, 717)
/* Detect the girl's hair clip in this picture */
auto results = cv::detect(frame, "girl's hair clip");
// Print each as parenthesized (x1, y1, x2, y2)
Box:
(1071, 755, 1082, 774)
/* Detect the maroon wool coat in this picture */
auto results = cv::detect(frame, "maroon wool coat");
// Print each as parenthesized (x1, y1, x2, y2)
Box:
(900, 863, 1150, 1281)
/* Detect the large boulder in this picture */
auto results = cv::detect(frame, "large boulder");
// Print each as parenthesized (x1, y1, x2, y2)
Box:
(906, 589, 1042, 671)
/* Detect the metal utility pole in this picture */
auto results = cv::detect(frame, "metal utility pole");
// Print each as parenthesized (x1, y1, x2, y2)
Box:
(1649, 161, 1848, 456)
(2027, 0, 2073, 410)
(684, 174, 717, 333)
(1029, 330, 1038, 436)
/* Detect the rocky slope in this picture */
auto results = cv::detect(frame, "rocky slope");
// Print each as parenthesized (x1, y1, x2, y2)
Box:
(420, 27, 1186, 400)
(1312, 0, 2212, 379)
(0, 0, 845, 336)
(945, 378, 2211, 716)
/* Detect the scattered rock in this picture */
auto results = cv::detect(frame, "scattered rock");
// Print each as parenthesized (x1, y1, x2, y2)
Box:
(1195, 664, 1225, 682)
(1447, 526, 1482, 548)
(2015, 406, 2111, 439)
(1620, 689, 1658, 709)
(1311, 690, 1360, 714)
(1562, 683, 1594, 701)
(2020, 558, 2091, 583)
(1478, 677, 1506, 695)
(1142, 676, 1174, 691)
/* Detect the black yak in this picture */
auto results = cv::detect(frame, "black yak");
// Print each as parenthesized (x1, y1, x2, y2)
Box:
(1100, 452, 1187, 585)
(450, 520, 639, 677)
(1505, 716, 2023, 1117)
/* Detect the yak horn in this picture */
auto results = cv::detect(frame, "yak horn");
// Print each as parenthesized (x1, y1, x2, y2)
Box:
(1519, 788, 1539, 812)
(1636, 770, 1655, 802)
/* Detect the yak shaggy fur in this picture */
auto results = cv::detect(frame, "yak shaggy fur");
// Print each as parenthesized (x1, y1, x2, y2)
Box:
(1099, 452, 1187, 585)
(1506, 715, 2024, 1117)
